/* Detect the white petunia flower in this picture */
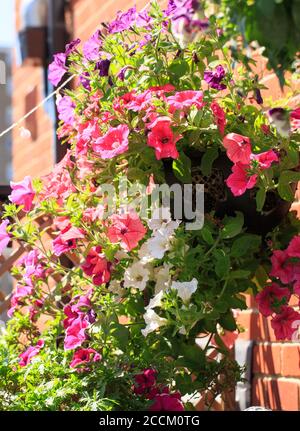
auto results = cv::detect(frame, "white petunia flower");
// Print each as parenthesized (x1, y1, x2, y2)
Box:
(141, 309, 168, 337)
(124, 261, 150, 291)
(146, 232, 172, 260)
(138, 241, 155, 264)
(147, 206, 180, 236)
(145, 290, 164, 310)
(154, 264, 172, 293)
(171, 278, 198, 303)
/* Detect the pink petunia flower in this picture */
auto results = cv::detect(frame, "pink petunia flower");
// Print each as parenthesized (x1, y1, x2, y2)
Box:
(82, 246, 111, 286)
(211, 101, 226, 135)
(271, 306, 300, 340)
(147, 117, 182, 160)
(167, 90, 204, 114)
(52, 224, 85, 256)
(107, 211, 147, 251)
(9, 176, 35, 212)
(255, 283, 291, 316)
(251, 150, 279, 169)
(70, 348, 101, 369)
(8, 283, 33, 317)
(286, 235, 300, 259)
(93, 125, 129, 159)
(222, 133, 252, 164)
(0, 220, 10, 255)
(19, 340, 44, 367)
(64, 317, 88, 350)
(270, 250, 294, 284)
(225, 162, 257, 196)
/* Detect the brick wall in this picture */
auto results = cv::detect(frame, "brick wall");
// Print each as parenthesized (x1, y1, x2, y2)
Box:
(11, 0, 300, 410)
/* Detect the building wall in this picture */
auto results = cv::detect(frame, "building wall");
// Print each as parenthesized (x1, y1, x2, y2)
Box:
(11, 0, 300, 410)
(0, 49, 12, 183)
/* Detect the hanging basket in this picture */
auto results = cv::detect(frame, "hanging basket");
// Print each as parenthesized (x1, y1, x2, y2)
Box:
(163, 149, 294, 235)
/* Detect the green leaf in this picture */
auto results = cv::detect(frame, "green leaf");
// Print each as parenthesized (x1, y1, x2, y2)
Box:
(256, 187, 266, 212)
(278, 170, 300, 201)
(228, 270, 251, 279)
(110, 323, 129, 351)
(172, 152, 192, 183)
(231, 234, 261, 257)
(200, 226, 214, 245)
(219, 310, 237, 331)
(220, 212, 244, 239)
(214, 249, 230, 279)
(176, 344, 205, 370)
(200, 147, 219, 176)
(168, 59, 189, 79)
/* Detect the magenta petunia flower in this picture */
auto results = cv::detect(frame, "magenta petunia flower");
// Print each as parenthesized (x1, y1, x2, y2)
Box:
(9, 176, 35, 212)
(225, 162, 257, 197)
(64, 317, 88, 350)
(204, 65, 227, 90)
(70, 348, 101, 369)
(271, 306, 300, 340)
(286, 235, 300, 258)
(19, 340, 44, 367)
(270, 249, 295, 284)
(48, 53, 67, 86)
(147, 117, 182, 160)
(93, 124, 129, 159)
(134, 369, 157, 396)
(81, 246, 111, 286)
(7, 283, 33, 317)
(56, 95, 75, 126)
(107, 212, 147, 251)
(223, 133, 252, 165)
(0, 220, 10, 255)
(149, 390, 184, 411)
(52, 224, 85, 256)
(255, 283, 291, 317)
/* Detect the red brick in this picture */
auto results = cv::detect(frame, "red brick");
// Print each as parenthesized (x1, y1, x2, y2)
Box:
(252, 377, 300, 410)
(281, 344, 300, 377)
(236, 310, 260, 340)
(253, 343, 281, 375)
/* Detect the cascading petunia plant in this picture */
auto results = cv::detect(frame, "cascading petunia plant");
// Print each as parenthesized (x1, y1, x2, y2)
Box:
(0, 0, 300, 411)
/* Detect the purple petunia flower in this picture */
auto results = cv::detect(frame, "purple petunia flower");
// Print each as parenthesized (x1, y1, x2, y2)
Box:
(48, 53, 67, 86)
(117, 66, 129, 81)
(108, 7, 137, 33)
(79, 72, 91, 91)
(65, 38, 81, 55)
(204, 65, 227, 91)
(96, 59, 111, 77)
(139, 34, 152, 49)
(56, 95, 76, 126)
(255, 88, 263, 105)
(136, 10, 152, 28)
(83, 30, 102, 61)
